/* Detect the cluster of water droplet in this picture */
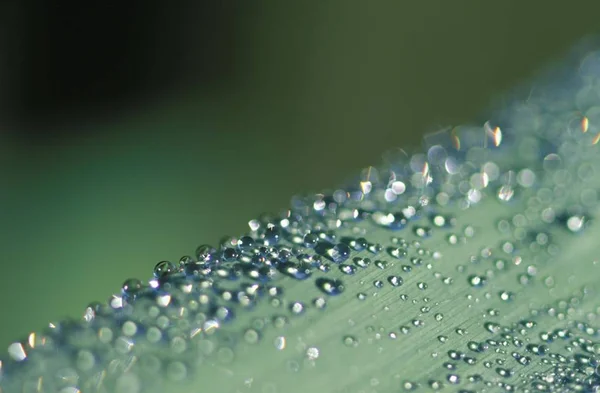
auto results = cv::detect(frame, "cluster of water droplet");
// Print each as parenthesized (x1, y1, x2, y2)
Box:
(3, 43, 600, 393)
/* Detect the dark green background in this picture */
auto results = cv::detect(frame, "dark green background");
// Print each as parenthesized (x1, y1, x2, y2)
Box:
(1, 2, 599, 350)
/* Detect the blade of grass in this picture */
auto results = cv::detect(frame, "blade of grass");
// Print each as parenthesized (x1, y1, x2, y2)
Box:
(3, 39, 600, 393)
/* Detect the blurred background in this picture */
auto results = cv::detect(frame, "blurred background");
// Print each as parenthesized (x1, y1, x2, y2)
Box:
(1, 1, 600, 350)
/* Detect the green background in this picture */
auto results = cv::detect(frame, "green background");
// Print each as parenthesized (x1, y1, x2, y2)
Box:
(2, 1, 600, 350)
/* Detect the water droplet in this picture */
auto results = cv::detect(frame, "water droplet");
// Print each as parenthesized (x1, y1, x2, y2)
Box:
(222, 247, 239, 262)
(566, 215, 586, 232)
(153, 261, 176, 279)
(343, 335, 358, 347)
(303, 233, 319, 248)
(389, 247, 408, 259)
(243, 329, 260, 344)
(195, 244, 215, 262)
(353, 257, 371, 268)
(368, 243, 383, 254)
(121, 278, 144, 297)
(388, 276, 404, 287)
(289, 302, 305, 315)
(355, 237, 368, 250)
(373, 212, 409, 230)
(339, 264, 357, 275)
(313, 297, 327, 309)
(278, 262, 313, 280)
(274, 336, 286, 350)
(468, 275, 487, 287)
(326, 243, 351, 263)
(414, 226, 431, 238)
(374, 260, 388, 269)
(237, 236, 255, 251)
(455, 328, 467, 336)
(499, 291, 514, 302)
(315, 278, 345, 296)
(412, 319, 424, 327)
(264, 225, 281, 245)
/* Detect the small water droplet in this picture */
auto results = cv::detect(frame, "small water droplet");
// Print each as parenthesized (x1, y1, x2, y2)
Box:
(195, 244, 215, 262)
(243, 329, 260, 344)
(315, 278, 345, 296)
(309, 297, 326, 310)
(388, 276, 404, 287)
(237, 236, 255, 251)
(303, 233, 319, 248)
(340, 264, 357, 275)
(499, 291, 514, 302)
(153, 261, 176, 279)
(343, 335, 358, 347)
(306, 347, 320, 360)
(390, 247, 408, 259)
(289, 302, 305, 315)
(122, 278, 144, 297)
(468, 275, 487, 287)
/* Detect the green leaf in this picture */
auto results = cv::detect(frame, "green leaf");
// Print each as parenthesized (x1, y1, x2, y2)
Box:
(3, 41, 600, 393)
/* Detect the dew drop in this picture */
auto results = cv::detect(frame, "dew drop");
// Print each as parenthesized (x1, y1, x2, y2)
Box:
(306, 347, 320, 360)
(566, 215, 586, 232)
(237, 236, 255, 251)
(315, 278, 345, 296)
(222, 247, 239, 262)
(343, 335, 358, 347)
(303, 233, 319, 248)
(388, 275, 404, 287)
(339, 264, 357, 275)
(279, 262, 313, 280)
(274, 336, 286, 350)
(289, 302, 305, 315)
(195, 244, 215, 262)
(320, 242, 351, 263)
(374, 260, 388, 269)
(121, 278, 144, 297)
(264, 225, 281, 245)
(499, 291, 514, 302)
(390, 247, 408, 259)
(153, 261, 176, 279)
(313, 297, 327, 309)
(243, 329, 260, 344)
(353, 257, 371, 268)
(468, 275, 487, 288)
